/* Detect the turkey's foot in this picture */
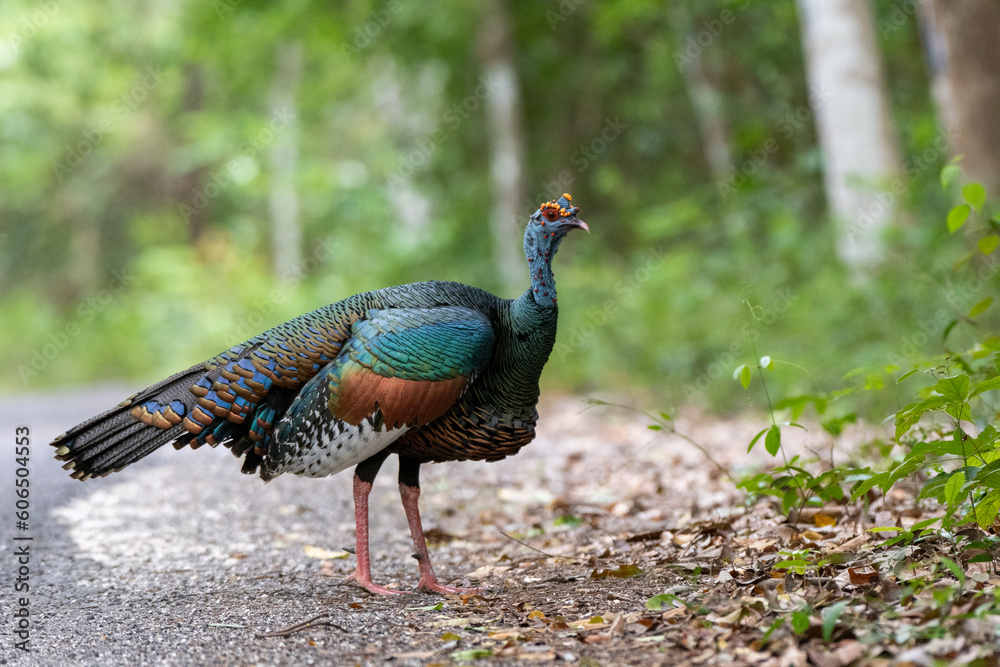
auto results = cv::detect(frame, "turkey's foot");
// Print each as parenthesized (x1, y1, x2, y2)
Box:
(342, 570, 406, 596)
(415, 576, 482, 595)
(398, 473, 481, 596)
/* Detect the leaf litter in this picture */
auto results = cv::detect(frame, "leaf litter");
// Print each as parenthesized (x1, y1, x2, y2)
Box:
(246, 398, 1000, 665)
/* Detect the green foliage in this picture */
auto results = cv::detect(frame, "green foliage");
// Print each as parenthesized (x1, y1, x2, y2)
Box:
(0, 0, 979, 407)
(963, 183, 987, 212)
(734, 169, 1000, 549)
(947, 204, 970, 233)
(739, 457, 851, 515)
(553, 515, 583, 528)
(645, 593, 685, 610)
(450, 648, 492, 661)
(941, 164, 961, 189)
(854, 360, 1000, 532)
(733, 301, 854, 515)
(790, 608, 811, 635)
(821, 601, 849, 643)
(772, 549, 816, 576)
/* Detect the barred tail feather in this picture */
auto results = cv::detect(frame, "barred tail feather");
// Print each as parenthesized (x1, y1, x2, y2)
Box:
(51, 365, 206, 480)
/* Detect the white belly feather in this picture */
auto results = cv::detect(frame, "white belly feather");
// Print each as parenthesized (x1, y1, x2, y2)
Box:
(276, 417, 408, 479)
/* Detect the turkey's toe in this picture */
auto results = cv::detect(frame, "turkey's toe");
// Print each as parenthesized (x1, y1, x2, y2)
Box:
(416, 577, 482, 595)
(342, 571, 406, 596)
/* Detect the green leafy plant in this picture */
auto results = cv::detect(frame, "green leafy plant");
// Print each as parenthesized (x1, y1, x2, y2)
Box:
(732, 297, 858, 515)
(850, 361, 1000, 533)
(771, 548, 817, 575)
(737, 168, 1000, 547)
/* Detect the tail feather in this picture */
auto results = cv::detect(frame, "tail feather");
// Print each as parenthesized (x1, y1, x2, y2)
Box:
(56, 404, 144, 453)
(65, 420, 146, 469)
(95, 424, 187, 477)
(52, 365, 206, 479)
(51, 330, 319, 481)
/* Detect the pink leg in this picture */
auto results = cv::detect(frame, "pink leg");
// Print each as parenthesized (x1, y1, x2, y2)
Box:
(342, 474, 405, 596)
(399, 482, 481, 595)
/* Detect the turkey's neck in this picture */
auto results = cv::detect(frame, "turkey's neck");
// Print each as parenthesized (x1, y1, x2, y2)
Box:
(498, 288, 558, 417)
(488, 224, 561, 415)
(526, 246, 558, 309)
(510, 278, 559, 369)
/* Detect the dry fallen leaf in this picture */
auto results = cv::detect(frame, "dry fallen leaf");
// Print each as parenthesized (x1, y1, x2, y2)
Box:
(748, 538, 779, 551)
(805, 638, 867, 667)
(303, 545, 350, 560)
(465, 564, 510, 579)
(589, 564, 642, 579)
(830, 534, 869, 553)
(661, 607, 687, 622)
(848, 568, 879, 587)
(779, 643, 809, 667)
(516, 648, 556, 661)
(705, 608, 743, 625)
(429, 617, 482, 628)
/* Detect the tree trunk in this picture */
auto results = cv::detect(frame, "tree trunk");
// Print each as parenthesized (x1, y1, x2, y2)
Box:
(269, 42, 303, 283)
(178, 63, 208, 244)
(921, 0, 1000, 199)
(479, 0, 526, 297)
(669, 3, 731, 182)
(797, 0, 902, 273)
(69, 216, 100, 296)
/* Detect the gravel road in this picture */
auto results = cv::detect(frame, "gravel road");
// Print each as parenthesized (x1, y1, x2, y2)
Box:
(0, 384, 458, 665)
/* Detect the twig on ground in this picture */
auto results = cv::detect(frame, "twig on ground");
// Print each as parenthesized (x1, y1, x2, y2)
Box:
(498, 529, 590, 564)
(257, 614, 348, 638)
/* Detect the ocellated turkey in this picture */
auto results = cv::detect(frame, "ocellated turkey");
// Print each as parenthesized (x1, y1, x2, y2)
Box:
(50, 194, 588, 595)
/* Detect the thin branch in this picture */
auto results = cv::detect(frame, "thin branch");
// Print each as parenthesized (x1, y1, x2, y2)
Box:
(497, 529, 589, 564)
(257, 614, 347, 638)
(581, 397, 731, 480)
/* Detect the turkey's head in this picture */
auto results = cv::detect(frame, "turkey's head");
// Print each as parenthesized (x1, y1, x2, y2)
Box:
(523, 193, 589, 261)
(522, 193, 588, 307)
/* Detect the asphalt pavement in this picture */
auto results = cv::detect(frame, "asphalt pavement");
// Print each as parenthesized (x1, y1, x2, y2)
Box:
(0, 383, 429, 666)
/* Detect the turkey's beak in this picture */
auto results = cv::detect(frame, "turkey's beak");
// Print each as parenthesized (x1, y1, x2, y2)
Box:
(567, 218, 590, 233)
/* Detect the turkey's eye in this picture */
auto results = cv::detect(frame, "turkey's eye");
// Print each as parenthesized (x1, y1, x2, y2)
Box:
(543, 209, 559, 222)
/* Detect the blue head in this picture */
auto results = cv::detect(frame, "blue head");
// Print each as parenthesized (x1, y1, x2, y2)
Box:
(523, 193, 588, 307)
(523, 193, 588, 261)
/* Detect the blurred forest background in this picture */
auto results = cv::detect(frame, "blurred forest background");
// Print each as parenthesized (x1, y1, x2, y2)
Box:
(2, 0, 999, 418)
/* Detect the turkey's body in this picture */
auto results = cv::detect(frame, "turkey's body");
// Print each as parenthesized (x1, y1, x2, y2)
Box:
(261, 280, 557, 480)
(51, 194, 585, 596)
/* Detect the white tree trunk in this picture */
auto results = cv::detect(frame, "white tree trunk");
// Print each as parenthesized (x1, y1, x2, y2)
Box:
(269, 42, 303, 283)
(797, 0, 902, 272)
(479, 0, 526, 297)
(921, 0, 1000, 199)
